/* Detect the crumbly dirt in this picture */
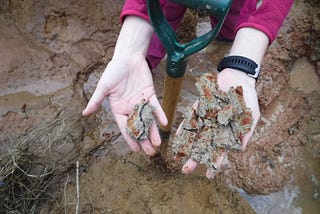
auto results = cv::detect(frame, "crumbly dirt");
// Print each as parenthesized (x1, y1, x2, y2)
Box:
(0, 0, 319, 213)
(126, 99, 155, 142)
(172, 73, 252, 174)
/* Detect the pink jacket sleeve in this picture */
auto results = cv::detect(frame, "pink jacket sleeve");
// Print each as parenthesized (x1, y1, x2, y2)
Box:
(120, 0, 168, 23)
(120, 0, 185, 27)
(236, 0, 294, 43)
(120, 0, 294, 44)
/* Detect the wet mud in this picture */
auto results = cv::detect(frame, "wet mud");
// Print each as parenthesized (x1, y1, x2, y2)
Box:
(40, 153, 254, 213)
(0, 0, 319, 213)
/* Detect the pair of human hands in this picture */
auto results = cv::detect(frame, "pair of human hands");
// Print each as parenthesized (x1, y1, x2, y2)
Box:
(82, 55, 260, 178)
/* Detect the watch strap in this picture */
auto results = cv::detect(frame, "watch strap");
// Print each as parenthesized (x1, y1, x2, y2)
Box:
(217, 55, 260, 79)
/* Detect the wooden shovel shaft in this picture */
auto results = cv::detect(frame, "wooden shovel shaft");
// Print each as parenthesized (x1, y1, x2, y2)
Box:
(159, 74, 183, 137)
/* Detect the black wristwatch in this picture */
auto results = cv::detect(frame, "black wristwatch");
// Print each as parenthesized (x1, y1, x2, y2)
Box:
(217, 55, 260, 79)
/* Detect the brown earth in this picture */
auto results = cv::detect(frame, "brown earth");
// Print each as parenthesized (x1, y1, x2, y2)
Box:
(0, 0, 319, 213)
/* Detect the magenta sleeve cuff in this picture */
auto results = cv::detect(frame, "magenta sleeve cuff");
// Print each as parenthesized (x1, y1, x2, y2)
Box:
(236, 0, 294, 44)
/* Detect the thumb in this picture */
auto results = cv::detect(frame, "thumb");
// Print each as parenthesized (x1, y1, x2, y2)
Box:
(149, 95, 168, 127)
(82, 60, 127, 116)
(82, 88, 107, 116)
(82, 70, 113, 116)
(82, 65, 117, 116)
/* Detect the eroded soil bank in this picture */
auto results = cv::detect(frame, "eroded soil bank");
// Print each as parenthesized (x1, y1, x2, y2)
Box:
(0, 0, 319, 213)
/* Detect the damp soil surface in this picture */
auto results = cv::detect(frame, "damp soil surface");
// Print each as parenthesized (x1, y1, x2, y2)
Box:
(0, 0, 320, 213)
(40, 153, 255, 213)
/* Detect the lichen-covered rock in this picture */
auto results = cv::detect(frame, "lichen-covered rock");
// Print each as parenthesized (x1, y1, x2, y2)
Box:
(126, 99, 155, 142)
(172, 73, 252, 174)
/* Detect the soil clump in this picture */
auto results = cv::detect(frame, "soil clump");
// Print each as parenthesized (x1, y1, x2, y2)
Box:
(172, 73, 252, 174)
(0, 0, 319, 213)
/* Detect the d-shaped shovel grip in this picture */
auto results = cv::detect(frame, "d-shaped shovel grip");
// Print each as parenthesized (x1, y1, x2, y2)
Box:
(147, 0, 232, 78)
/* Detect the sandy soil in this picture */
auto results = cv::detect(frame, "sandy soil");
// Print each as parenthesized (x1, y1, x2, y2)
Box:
(39, 153, 254, 213)
(0, 0, 319, 213)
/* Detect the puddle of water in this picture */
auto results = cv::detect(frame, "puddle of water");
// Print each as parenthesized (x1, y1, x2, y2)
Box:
(296, 181, 320, 213)
(293, 145, 320, 213)
(236, 185, 302, 214)
(237, 154, 320, 214)
(0, 91, 49, 116)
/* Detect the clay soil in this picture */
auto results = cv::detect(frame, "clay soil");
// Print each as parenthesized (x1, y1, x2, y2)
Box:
(0, 0, 319, 213)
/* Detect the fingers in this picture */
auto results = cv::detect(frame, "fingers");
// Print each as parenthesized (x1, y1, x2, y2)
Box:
(181, 152, 228, 177)
(149, 95, 168, 126)
(182, 159, 198, 174)
(242, 108, 260, 151)
(149, 122, 161, 147)
(82, 70, 113, 116)
(241, 132, 252, 151)
(135, 121, 160, 156)
(82, 67, 115, 116)
(241, 124, 256, 150)
(124, 96, 163, 155)
(206, 152, 228, 179)
(82, 89, 106, 116)
(114, 113, 159, 156)
(140, 140, 157, 156)
(113, 113, 141, 152)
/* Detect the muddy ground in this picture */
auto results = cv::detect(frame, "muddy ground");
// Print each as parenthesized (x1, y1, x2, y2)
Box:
(0, 0, 319, 213)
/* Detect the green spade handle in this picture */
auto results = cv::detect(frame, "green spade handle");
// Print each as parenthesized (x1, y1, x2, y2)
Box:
(147, 0, 232, 78)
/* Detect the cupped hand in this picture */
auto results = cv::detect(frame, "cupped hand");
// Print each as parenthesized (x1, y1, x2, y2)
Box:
(181, 68, 260, 178)
(82, 55, 168, 156)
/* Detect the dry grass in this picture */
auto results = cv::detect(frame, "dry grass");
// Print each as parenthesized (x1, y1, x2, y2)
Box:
(0, 110, 82, 213)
